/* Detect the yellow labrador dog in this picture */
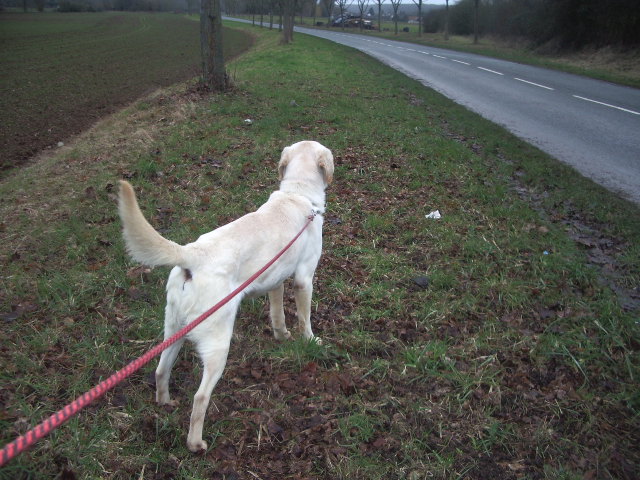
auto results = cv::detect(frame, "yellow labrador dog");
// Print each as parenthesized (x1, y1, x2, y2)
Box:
(118, 140, 333, 451)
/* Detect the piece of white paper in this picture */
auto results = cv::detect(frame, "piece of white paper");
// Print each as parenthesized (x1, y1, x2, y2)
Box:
(425, 210, 442, 219)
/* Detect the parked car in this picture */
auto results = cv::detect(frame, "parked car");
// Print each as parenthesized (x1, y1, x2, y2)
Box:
(332, 14, 375, 29)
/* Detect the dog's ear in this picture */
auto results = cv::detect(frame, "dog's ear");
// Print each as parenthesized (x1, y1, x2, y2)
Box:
(318, 150, 334, 185)
(278, 146, 291, 180)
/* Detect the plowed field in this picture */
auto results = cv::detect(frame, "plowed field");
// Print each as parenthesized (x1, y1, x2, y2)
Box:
(0, 12, 251, 174)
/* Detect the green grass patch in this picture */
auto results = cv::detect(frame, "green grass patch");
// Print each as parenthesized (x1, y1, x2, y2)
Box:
(0, 21, 638, 479)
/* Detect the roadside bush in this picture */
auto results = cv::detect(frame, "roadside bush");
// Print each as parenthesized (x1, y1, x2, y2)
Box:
(58, 0, 89, 11)
(423, 0, 640, 50)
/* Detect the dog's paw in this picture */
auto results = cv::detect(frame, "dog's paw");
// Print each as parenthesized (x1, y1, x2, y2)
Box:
(309, 335, 323, 345)
(187, 439, 208, 452)
(274, 329, 292, 341)
(157, 396, 179, 408)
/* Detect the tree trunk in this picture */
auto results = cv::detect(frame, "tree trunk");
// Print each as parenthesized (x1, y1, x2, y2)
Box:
(201, 0, 227, 91)
(281, 0, 295, 43)
(444, 0, 449, 41)
(473, 0, 479, 44)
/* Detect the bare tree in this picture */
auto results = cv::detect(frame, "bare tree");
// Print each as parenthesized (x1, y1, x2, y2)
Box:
(259, 0, 265, 27)
(335, 0, 351, 30)
(473, 0, 480, 44)
(374, 0, 385, 31)
(321, 0, 334, 26)
(412, 0, 425, 36)
(389, 0, 401, 34)
(201, 0, 228, 91)
(443, 0, 449, 40)
(298, 0, 314, 23)
(356, 0, 369, 31)
(269, 0, 277, 28)
(281, 0, 296, 43)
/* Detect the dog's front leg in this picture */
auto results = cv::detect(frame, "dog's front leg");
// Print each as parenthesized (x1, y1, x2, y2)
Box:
(268, 284, 291, 340)
(293, 277, 318, 342)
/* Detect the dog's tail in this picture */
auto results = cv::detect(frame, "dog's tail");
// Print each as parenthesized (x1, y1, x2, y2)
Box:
(118, 180, 187, 268)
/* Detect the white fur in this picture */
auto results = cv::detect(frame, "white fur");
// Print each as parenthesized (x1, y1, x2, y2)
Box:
(118, 141, 334, 452)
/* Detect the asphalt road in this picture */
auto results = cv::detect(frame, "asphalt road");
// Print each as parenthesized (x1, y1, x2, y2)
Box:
(228, 19, 640, 204)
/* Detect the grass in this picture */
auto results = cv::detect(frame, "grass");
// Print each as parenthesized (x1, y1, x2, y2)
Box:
(245, 13, 640, 88)
(0, 20, 639, 479)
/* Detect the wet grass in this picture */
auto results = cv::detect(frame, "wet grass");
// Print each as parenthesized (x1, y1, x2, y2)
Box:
(0, 21, 639, 479)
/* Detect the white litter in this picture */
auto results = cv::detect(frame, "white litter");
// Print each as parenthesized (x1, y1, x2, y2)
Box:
(244, 119, 253, 125)
(425, 210, 441, 219)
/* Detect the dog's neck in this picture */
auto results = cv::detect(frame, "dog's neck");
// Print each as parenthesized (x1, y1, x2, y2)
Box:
(279, 178, 326, 214)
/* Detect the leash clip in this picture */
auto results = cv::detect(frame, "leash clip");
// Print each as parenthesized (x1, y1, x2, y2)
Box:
(309, 206, 324, 220)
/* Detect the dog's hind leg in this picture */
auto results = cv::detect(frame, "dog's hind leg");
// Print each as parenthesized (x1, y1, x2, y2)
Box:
(156, 338, 185, 406)
(186, 346, 229, 452)
(156, 305, 186, 406)
(268, 284, 291, 340)
(186, 308, 236, 452)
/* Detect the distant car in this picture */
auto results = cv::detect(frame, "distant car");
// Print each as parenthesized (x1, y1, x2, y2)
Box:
(332, 15, 374, 29)
(361, 18, 374, 29)
(331, 14, 350, 26)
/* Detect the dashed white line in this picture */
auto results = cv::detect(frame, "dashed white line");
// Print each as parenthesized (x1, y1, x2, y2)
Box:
(514, 78, 554, 90)
(478, 66, 504, 75)
(573, 95, 640, 115)
(334, 37, 639, 117)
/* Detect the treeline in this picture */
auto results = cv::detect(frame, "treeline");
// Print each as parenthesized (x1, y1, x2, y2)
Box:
(2, 0, 197, 12)
(58, 0, 193, 12)
(425, 0, 640, 49)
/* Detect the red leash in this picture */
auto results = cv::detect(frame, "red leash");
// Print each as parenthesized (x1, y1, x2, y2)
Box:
(0, 213, 316, 467)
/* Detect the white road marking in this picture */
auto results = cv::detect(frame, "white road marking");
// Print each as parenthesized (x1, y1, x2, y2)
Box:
(478, 67, 504, 75)
(328, 34, 639, 120)
(573, 95, 640, 115)
(514, 78, 554, 90)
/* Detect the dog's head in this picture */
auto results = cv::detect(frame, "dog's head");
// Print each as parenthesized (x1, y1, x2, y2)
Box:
(278, 141, 334, 187)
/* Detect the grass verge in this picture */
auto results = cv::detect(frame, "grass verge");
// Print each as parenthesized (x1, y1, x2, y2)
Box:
(243, 14, 640, 88)
(0, 22, 638, 479)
